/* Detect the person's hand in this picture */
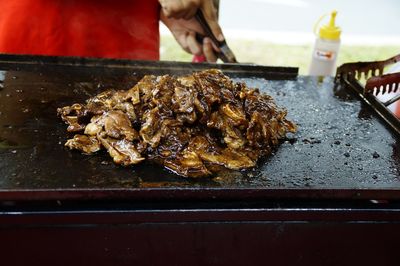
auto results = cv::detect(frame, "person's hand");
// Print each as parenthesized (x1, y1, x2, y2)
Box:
(159, 0, 224, 62)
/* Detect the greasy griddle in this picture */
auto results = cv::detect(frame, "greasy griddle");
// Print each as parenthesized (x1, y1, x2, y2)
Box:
(0, 54, 399, 201)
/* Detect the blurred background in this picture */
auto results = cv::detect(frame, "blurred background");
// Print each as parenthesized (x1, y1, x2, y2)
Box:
(160, 0, 400, 74)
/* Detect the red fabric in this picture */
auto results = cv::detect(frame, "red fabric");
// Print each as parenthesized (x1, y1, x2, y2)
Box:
(0, 0, 160, 60)
(395, 102, 400, 118)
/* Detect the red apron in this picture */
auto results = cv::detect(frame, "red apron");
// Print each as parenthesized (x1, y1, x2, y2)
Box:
(0, 0, 160, 60)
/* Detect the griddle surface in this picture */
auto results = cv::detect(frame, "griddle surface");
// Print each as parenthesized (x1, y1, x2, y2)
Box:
(0, 59, 399, 201)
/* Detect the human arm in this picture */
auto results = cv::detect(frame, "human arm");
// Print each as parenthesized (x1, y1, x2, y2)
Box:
(159, 0, 223, 62)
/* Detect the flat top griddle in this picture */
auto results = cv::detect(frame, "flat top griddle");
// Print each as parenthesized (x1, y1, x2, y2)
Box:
(0, 54, 399, 201)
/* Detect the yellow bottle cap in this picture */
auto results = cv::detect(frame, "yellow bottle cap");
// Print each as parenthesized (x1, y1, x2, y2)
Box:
(319, 10, 341, 40)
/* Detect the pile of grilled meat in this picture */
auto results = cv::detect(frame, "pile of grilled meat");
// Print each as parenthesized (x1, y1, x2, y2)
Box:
(58, 69, 296, 177)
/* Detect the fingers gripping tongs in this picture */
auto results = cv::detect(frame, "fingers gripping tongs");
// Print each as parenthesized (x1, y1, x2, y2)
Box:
(195, 10, 237, 63)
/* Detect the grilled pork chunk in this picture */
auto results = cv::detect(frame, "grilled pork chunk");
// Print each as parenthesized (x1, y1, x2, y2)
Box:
(58, 69, 296, 177)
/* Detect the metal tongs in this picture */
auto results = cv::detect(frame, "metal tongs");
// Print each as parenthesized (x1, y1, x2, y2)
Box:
(195, 9, 237, 63)
(336, 53, 400, 106)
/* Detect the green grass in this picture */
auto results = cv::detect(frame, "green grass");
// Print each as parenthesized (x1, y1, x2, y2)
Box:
(160, 35, 399, 74)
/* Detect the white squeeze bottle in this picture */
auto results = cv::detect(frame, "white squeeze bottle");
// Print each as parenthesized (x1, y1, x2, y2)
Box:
(309, 10, 341, 76)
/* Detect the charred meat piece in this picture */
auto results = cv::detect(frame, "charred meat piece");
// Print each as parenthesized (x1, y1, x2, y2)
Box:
(84, 116, 103, 136)
(98, 135, 144, 166)
(188, 136, 255, 170)
(65, 135, 101, 154)
(103, 110, 139, 141)
(139, 107, 163, 148)
(57, 104, 87, 132)
(58, 69, 297, 177)
(245, 89, 296, 150)
(172, 84, 197, 124)
(164, 148, 211, 178)
(113, 102, 136, 121)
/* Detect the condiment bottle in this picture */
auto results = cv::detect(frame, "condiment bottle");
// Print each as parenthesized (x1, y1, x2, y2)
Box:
(309, 10, 341, 76)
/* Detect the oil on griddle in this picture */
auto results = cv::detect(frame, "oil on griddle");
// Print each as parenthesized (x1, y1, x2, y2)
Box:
(57, 69, 297, 177)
